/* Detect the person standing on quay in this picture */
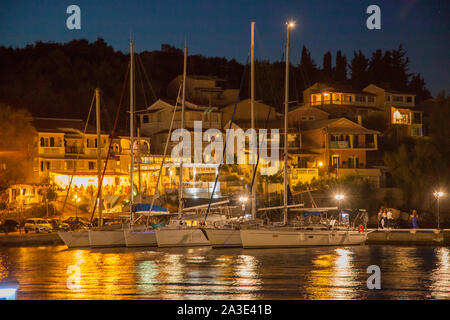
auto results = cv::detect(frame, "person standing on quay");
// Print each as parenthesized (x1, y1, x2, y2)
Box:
(381, 209, 387, 229)
(377, 207, 384, 229)
(386, 209, 393, 228)
(411, 209, 419, 229)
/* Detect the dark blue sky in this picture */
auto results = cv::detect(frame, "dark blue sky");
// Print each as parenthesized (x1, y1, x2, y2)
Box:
(1, 0, 449, 96)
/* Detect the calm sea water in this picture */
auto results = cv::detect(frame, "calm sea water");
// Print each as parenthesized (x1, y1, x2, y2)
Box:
(0, 245, 448, 300)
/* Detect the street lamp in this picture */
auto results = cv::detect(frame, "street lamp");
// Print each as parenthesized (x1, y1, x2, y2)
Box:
(434, 191, 444, 229)
(283, 20, 295, 225)
(74, 195, 81, 218)
(335, 194, 344, 220)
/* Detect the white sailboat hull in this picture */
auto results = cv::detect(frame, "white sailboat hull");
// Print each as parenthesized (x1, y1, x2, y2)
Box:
(88, 230, 126, 248)
(205, 229, 242, 248)
(57, 231, 91, 248)
(123, 228, 157, 247)
(155, 228, 210, 247)
(240, 229, 368, 248)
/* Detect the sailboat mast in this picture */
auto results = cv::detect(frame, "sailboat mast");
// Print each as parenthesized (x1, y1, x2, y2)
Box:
(283, 23, 292, 225)
(130, 41, 135, 220)
(179, 46, 187, 213)
(251, 21, 256, 220)
(95, 88, 103, 227)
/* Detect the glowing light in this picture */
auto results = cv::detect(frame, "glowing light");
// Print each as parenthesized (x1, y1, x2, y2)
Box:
(287, 21, 296, 28)
(52, 173, 120, 188)
(335, 194, 344, 200)
(318, 161, 323, 167)
(0, 282, 18, 300)
(434, 191, 444, 198)
(239, 196, 248, 203)
(0, 288, 17, 299)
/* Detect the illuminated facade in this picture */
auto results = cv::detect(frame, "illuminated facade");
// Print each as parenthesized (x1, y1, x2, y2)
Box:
(300, 118, 381, 187)
(363, 84, 423, 137)
(302, 82, 380, 121)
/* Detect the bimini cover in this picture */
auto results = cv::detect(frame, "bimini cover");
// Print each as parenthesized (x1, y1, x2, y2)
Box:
(134, 204, 168, 212)
(302, 211, 323, 218)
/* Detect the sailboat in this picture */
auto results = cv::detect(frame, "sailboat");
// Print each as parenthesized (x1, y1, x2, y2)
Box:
(152, 46, 228, 248)
(57, 88, 105, 248)
(239, 22, 369, 248)
(203, 22, 258, 248)
(88, 41, 138, 248)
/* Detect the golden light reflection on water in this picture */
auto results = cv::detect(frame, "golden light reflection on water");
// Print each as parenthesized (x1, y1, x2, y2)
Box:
(1, 245, 449, 299)
(430, 247, 450, 299)
(0, 254, 8, 280)
(233, 255, 261, 299)
(305, 248, 357, 300)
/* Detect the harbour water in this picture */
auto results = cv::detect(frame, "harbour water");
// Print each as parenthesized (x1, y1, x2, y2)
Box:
(0, 245, 449, 300)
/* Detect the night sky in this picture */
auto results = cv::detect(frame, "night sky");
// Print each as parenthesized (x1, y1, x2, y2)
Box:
(1, 0, 449, 96)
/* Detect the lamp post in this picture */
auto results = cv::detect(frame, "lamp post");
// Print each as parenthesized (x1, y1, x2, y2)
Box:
(283, 20, 295, 225)
(434, 191, 444, 229)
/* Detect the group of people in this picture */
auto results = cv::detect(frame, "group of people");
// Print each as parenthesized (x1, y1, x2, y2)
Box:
(378, 206, 420, 229)
(378, 207, 394, 229)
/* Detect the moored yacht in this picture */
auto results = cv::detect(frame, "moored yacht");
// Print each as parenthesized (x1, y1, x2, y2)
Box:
(240, 226, 368, 248)
(88, 224, 127, 248)
(123, 204, 177, 247)
(57, 230, 90, 248)
(155, 212, 227, 247)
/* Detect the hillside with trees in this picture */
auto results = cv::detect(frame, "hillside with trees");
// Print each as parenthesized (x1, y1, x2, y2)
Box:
(0, 38, 432, 132)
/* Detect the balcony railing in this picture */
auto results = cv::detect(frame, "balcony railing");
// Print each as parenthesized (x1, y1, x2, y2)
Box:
(65, 146, 81, 154)
(329, 141, 349, 148)
(39, 146, 65, 155)
(353, 142, 375, 149)
(328, 141, 375, 149)
(143, 120, 221, 135)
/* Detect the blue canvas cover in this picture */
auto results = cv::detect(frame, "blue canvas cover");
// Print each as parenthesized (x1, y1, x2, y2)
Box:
(134, 204, 168, 212)
(302, 211, 323, 218)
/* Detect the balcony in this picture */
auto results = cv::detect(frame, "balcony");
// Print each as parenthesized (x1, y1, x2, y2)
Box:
(328, 140, 376, 149)
(65, 146, 82, 154)
(329, 141, 349, 148)
(142, 120, 221, 135)
(353, 142, 375, 149)
(38, 146, 65, 155)
(291, 167, 318, 183)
